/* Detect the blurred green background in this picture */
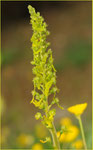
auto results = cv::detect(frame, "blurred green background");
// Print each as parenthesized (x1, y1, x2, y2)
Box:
(1, 1, 92, 149)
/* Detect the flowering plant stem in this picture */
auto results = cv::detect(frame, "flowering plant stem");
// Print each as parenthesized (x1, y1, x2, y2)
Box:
(50, 123, 60, 149)
(78, 116, 87, 150)
(45, 98, 60, 149)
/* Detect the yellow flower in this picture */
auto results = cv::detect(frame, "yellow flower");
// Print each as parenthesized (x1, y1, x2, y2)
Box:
(32, 143, 43, 150)
(59, 125, 79, 143)
(57, 131, 60, 139)
(35, 123, 48, 138)
(59, 132, 66, 142)
(60, 117, 72, 126)
(67, 103, 87, 116)
(72, 140, 83, 149)
(16, 134, 34, 147)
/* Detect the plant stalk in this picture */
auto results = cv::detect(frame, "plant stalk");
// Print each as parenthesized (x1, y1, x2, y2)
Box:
(45, 98, 60, 150)
(78, 116, 87, 150)
(49, 123, 60, 150)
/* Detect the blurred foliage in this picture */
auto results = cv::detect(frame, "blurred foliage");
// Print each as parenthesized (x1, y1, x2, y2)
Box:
(55, 39, 91, 71)
(1, 48, 23, 67)
(1, 97, 92, 149)
(1, 117, 92, 149)
(66, 40, 91, 67)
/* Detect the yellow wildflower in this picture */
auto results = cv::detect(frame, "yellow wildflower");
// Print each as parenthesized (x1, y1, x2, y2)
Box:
(35, 123, 48, 138)
(57, 131, 60, 139)
(17, 134, 34, 147)
(67, 103, 87, 116)
(72, 140, 83, 149)
(60, 117, 72, 126)
(59, 125, 79, 143)
(32, 143, 43, 150)
(59, 132, 66, 142)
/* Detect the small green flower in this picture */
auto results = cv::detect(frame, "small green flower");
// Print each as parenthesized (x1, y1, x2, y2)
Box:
(35, 112, 42, 120)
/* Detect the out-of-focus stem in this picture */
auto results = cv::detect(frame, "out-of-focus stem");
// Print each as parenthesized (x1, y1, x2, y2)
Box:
(78, 116, 87, 150)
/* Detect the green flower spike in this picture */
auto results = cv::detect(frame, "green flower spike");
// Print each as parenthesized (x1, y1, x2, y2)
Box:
(28, 5, 63, 149)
